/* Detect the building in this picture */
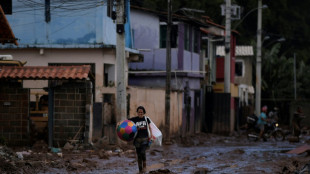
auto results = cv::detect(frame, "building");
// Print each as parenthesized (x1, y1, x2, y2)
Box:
(0, 0, 140, 146)
(129, 6, 237, 135)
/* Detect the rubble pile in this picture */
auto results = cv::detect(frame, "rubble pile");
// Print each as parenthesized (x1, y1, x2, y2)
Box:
(281, 160, 310, 173)
(0, 146, 20, 173)
(0, 138, 134, 173)
(0, 143, 61, 174)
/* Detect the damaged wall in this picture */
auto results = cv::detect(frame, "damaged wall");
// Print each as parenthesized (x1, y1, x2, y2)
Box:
(0, 81, 29, 145)
(53, 81, 92, 146)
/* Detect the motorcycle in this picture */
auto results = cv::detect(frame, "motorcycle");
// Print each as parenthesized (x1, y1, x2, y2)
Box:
(247, 114, 284, 141)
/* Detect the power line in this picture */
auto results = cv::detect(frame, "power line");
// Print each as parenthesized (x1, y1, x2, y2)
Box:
(14, 0, 106, 13)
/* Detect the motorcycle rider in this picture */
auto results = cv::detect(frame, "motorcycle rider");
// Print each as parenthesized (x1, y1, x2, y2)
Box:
(257, 106, 268, 141)
(268, 107, 279, 122)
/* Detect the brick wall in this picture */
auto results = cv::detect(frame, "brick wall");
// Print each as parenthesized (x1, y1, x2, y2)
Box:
(0, 81, 29, 146)
(53, 81, 91, 146)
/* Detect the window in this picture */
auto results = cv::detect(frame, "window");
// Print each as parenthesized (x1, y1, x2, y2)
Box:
(104, 64, 115, 87)
(160, 25, 167, 48)
(235, 60, 244, 77)
(160, 24, 178, 48)
(184, 24, 190, 51)
(193, 28, 199, 53)
(201, 38, 208, 57)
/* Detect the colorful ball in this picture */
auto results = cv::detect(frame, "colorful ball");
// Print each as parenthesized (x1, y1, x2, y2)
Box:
(116, 120, 137, 141)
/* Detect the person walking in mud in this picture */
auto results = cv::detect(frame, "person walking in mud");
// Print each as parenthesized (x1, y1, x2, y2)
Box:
(257, 106, 268, 141)
(128, 106, 152, 174)
(292, 106, 305, 141)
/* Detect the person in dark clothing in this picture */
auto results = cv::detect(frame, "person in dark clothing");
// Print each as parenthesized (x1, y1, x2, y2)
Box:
(128, 106, 152, 173)
(292, 106, 305, 141)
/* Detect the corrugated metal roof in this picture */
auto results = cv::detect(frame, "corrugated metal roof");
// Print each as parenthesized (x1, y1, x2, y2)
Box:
(0, 5, 18, 45)
(216, 46, 254, 57)
(0, 65, 91, 80)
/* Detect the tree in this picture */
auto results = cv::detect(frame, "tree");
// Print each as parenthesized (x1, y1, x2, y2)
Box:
(261, 43, 310, 100)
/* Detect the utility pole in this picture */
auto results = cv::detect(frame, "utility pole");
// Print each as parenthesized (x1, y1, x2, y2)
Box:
(224, 0, 231, 93)
(294, 53, 296, 100)
(165, 0, 172, 143)
(116, 0, 126, 126)
(255, 0, 262, 116)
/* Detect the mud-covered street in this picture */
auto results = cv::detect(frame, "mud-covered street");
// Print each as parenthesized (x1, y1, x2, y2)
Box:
(1, 132, 310, 174)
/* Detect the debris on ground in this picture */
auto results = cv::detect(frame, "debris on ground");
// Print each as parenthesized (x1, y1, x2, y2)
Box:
(149, 169, 176, 174)
(1, 131, 310, 173)
(287, 144, 310, 154)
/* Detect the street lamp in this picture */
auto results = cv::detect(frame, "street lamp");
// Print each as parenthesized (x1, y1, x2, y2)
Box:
(233, 4, 268, 30)
(263, 37, 285, 48)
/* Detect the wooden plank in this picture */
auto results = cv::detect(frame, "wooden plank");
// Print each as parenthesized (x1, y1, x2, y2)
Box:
(287, 145, 310, 154)
(30, 92, 48, 95)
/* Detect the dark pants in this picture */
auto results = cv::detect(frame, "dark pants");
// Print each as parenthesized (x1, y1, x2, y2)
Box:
(134, 137, 148, 172)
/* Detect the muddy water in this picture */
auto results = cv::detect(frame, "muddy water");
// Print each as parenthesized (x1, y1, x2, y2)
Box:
(39, 134, 310, 174)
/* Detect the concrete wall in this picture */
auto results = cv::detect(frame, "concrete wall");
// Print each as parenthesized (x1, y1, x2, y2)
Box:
(0, 48, 117, 103)
(128, 86, 183, 136)
(234, 56, 252, 85)
(0, 82, 29, 146)
(131, 9, 160, 49)
(183, 50, 200, 71)
(130, 9, 201, 73)
(4, 0, 118, 46)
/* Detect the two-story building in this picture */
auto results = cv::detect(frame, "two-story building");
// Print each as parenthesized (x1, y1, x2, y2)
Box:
(216, 45, 255, 127)
(129, 6, 237, 135)
(0, 0, 142, 146)
(0, 1, 184, 146)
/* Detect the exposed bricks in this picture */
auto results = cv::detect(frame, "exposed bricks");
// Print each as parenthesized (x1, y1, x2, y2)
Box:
(53, 82, 89, 146)
(0, 82, 29, 146)
(0, 80, 92, 146)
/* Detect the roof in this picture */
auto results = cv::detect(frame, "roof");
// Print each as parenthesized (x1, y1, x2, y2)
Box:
(0, 5, 18, 45)
(201, 16, 239, 35)
(0, 65, 92, 80)
(216, 46, 254, 57)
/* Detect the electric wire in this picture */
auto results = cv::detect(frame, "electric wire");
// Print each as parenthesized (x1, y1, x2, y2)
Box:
(14, 0, 107, 13)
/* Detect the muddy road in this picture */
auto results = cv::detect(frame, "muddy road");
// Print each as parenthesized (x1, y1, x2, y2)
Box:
(1, 132, 310, 174)
(94, 133, 310, 174)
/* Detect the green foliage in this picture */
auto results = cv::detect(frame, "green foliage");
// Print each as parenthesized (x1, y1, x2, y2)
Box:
(262, 43, 310, 100)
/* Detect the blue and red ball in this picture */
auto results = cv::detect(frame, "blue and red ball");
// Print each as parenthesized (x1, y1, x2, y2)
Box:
(116, 120, 137, 141)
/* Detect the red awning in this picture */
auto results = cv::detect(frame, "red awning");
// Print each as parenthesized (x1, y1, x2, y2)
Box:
(0, 5, 18, 45)
(0, 65, 92, 80)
